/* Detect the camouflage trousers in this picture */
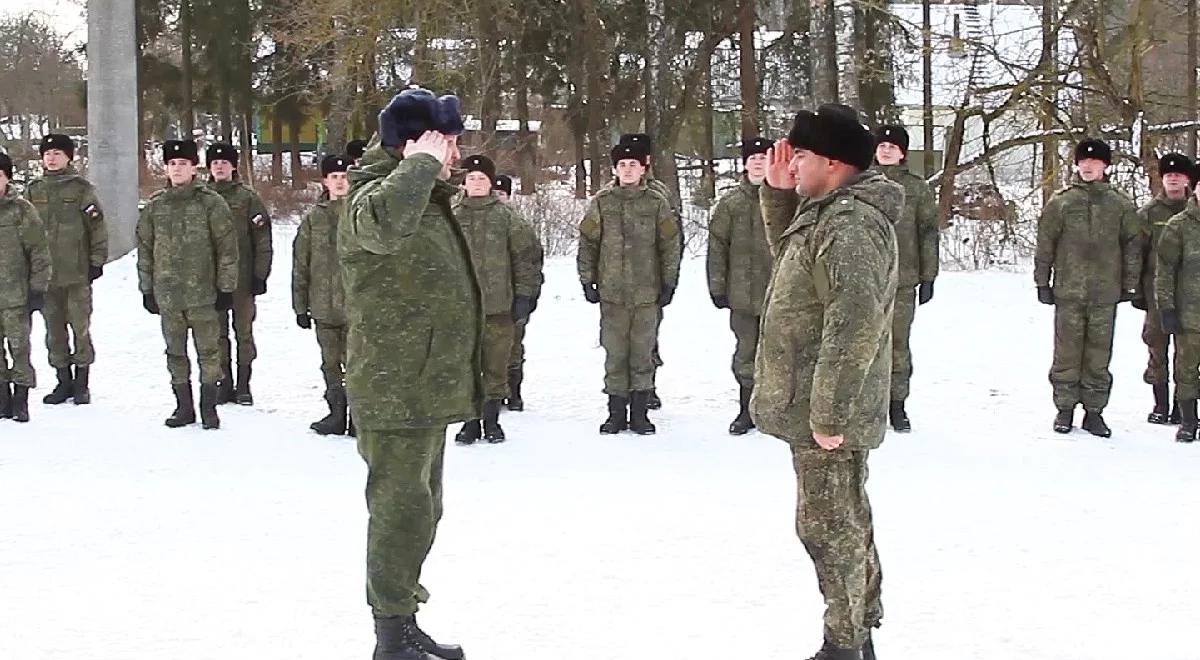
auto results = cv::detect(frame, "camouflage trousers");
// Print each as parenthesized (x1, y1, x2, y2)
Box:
(730, 311, 760, 390)
(791, 445, 882, 649)
(600, 303, 659, 396)
(483, 313, 515, 400)
(507, 317, 529, 371)
(314, 321, 347, 390)
(1050, 302, 1116, 411)
(218, 290, 257, 368)
(0, 306, 34, 387)
(161, 306, 223, 386)
(891, 286, 916, 402)
(358, 426, 447, 617)
(1142, 302, 1172, 385)
(1173, 333, 1200, 400)
(43, 284, 94, 368)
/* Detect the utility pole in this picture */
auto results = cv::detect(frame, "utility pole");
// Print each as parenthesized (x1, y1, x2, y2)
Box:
(922, 0, 934, 178)
(1189, 0, 1197, 157)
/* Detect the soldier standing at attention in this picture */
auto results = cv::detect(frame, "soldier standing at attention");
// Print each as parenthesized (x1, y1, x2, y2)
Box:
(137, 140, 238, 430)
(1035, 138, 1141, 437)
(493, 173, 545, 412)
(578, 141, 681, 435)
(205, 143, 272, 406)
(755, 105, 897, 660)
(340, 88, 477, 660)
(0, 153, 51, 423)
(1135, 153, 1193, 425)
(24, 134, 107, 406)
(873, 125, 939, 432)
(293, 154, 353, 436)
(1153, 168, 1200, 443)
(451, 155, 541, 444)
(707, 136, 773, 435)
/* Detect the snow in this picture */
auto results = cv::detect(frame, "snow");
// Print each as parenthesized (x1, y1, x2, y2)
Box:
(3, 225, 1199, 659)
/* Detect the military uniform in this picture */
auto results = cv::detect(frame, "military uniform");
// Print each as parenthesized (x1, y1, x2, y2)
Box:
(506, 220, 545, 408)
(293, 197, 348, 394)
(1154, 204, 1200, 441)
(0, 185, 51, 421)
(1138, 195, 1188, 384)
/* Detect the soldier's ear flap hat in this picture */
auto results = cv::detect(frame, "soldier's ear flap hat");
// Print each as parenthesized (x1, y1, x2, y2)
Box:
(875, 124, 910, 156)
(163, 139, 200, 165)
(619, 133, 654, 153)
(40, 133, 76, 159)
(1074, 138, 1112, 165)
(320, 154, 352, 177)
(787, 104, 876, 172)
(461, 154, 497, 181)
(378, 87, 466, 148)
(493, 174, 514, 196)
(1159, 153, 1194, 179)
(346, 139, 368, 160)
(741, 137, 772, 163)
(0, 152, 13, 179)
(611, 143, 650, 167)
(205, 143, 239, 167)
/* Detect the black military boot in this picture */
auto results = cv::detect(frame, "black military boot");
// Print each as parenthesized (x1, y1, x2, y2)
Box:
(862, 634, 875, 660)
(1170, 396, 1182, 425)
(889, 400, 911, 433)
(1081, 410, 1112, 438)
(235, 364, 253, 405)
(629, 390, 657, 435)
(0, 382, 11, 419)
(646, 389, 662, 410)
(729, 386, 755, 435)
(311, 387, 348, 436)
(1053, 407, 1074, 434)
(371, 615, 438, 660)
(455, 419, 482, 445)
(42, 367, 73, 405)
(403, 614, 465, 660)
(482, 399, 506, 443)
(806, 640, 862, 660)
(216, 360, 235, 405)
(600, 395, 628, 434)
(10, 385, 30, 423)
(1175, 399, 1197, 443)
(199, 384, 221, 430)
(72, 366, 91, 405)
(165, 384, 196, 428)
(1148, 383, 1170, 424)
(506, 366, 524, 411)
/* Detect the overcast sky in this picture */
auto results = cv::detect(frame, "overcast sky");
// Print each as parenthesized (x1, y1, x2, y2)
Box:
(0, 1, 86, 45)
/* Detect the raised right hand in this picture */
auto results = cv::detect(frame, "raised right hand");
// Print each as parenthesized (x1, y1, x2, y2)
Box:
(403, 131, 452, 164)
(765, 139, 797, 191)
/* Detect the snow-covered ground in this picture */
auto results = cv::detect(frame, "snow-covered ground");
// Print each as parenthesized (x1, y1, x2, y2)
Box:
(3, 226, 1198, 660)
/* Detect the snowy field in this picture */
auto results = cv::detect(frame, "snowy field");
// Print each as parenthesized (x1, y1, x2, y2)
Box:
(3, 224, 1199, 660)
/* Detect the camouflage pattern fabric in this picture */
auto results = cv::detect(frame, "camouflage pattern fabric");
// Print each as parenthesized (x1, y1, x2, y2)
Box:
(1174, 333, 1200, 401)
(160, 305, 223, 386)
(453, 196, 541, 316)
(1050, 303, 1117, 411)
(730, 311, 759, 390)
(23, 167, 107, 288)
(877, 164, 939, 288)
(42, 285, 93, 368)
(218, 291, 257, 367)
(508, 318, 529, 370)
(707, 176, 773, 314)
(482, 313, 515, 400)
(136, 182, 238, 311)
(577, 184, 682, 306)
(209, 179, 272, 294)
(0, 308, 35, 387)
(314, 321, 347, 390)
(1155, 205, 1200, 333)
(1137, 196, 1186, 385)
(293, 198, 348, 326)
(0, 187, 51, 311)
(600, 303, 659, 396)
(891, 287, 916, 402)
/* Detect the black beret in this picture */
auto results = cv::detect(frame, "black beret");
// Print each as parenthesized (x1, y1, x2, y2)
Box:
(875, 124, 910, 154)
(320, 154, 352, 177)
(461, 154, 496, 181)
(378, 87, 466, 148)
(1074, 138, 1112, 165)
(1159, 153, 1194, 179)
(346, 139, 368, 160)
(741, 137, 772, 162)
(205, 143, 238, 167)
(0, 152, 12, 179)
(162, 139, 200, 165)
(493, 174, 513, 196)
(40, 133, 76, 159)
(619, 133, 654, 153)
(611, 143, 650, 167)
(787, 104, 875, 171)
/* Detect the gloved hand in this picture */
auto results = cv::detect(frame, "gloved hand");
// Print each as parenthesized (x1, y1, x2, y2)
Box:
(252, 278, 268, 296)
(1037, 286, 1055, 306)
(1162, 308, 1183, 335)
(583, 282, 600, 304)
(88, 265, 103, 282)
(1119, 289, 1137, 303)
(918, 281, 935, 305)
(142, 293, 160, 315)
(659, 286, 675, 307)
(512, 295, 534, 322)
(296, 313, 312, 330)
(27, 291, 45, 313)
(215, 291, 234, 311)
(711, 294, 730, 309)
(1131, 297, 1148, 311)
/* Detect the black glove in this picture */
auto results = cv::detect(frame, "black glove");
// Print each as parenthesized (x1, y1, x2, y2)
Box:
(1162, 308, 1183, 335)
(512, 295, 534, 322)
(215, 291, 234, 311)
(711, 294, 730, 309)
(252, 278, 267, 296)
(659, 286, 675, 307)
(583, 282, 600, 304)
(1037, 286, 1055, 306)
(142, 293, 160, 315)
(1131, 297, 1148, 311)
(27, 291, 45, 313)
(88, 265, 103, 282)
(296, 313, 312, 330)
(1119, 289, 1137, 303)
(918, 281, 935, 305)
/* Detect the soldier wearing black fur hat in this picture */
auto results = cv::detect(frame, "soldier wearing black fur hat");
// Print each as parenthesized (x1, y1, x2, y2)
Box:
(491, 173, 545, 413)
(1035, 138, 1141, 437)
(23, 133, 108, 406)
(205, 142, 273, 406)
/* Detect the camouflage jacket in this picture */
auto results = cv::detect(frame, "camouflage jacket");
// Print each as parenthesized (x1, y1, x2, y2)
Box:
(1034, 180, 1140, 304)
(340, 142, 483, 430)
(878, 164, 938, 288)
(577, 183, 682, 306)
(136, 181, 239, 311)
(209, 179, 272, 293)
(1155, 206, 1200, 331)
(707, 176, 772, 314)
(453, 195, 542, 316)
(753, 171, 901, 451)
(292, 197, 347, 325)
(0, 186, 51, 309)
(1138, 194, 1189, 305)
(23, 166, 107, 288)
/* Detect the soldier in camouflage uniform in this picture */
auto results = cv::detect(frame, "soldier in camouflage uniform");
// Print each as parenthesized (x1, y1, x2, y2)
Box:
(873, 125, 939, 432)
(1134, 153, 1193, 425)
(451, 155, 541, 444)
(205, 143, 272, 406)
(1035, 138, 1141, 438)
(137, 140, 239, 430)
(754, 105, 897, 660)
(1154, 173, 1200, 443)
(24, 134, 107, 406)
(294, 154, 352, 436)
(495, 174, 546, 413)
(340, 89, 476, 660)
(707, 136, 773, 435)
(578, 142, 682, 435)
(0, 153, 51, 423)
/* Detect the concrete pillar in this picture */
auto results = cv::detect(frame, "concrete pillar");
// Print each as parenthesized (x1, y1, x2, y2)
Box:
(87, 0, 140, 260)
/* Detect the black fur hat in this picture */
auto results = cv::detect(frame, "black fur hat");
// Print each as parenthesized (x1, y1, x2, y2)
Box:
(620, 133, 654, 154)
(378, 87, 466, 148)
(0, 152, 13, 179)
(346, 139, 368, 160)
(611, 143, 650, 167)
(320, 154, 352, 177)
(787, 104, 875, 171)
(1159, 153, 1194, 179)
(875, 124, 910, 155)
(163, 140, 200, 165)
(1074, 138, 1112, 165)
(205, 143, 239, 167)
(493, 174, 514, 196)
(741, 137, 772, 163)
(40, 133, 76, 159)
(461, 154, 496, 181)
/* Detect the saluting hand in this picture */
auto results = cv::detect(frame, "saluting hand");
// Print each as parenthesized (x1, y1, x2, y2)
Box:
(765, 139, 797, 191)
(403, 131, 453, 165)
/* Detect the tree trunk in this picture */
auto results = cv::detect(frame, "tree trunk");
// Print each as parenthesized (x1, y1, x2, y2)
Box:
(239, 87, 255, 183)
(1040, 0, 1059, 203)
(812, 0, 839, 104)
(856, 0, 896, 124)
(220, 85, 233, 143)
(475, 0, 502, 147)
(1190, 0, 1198, 158)
(738, 0, 759, 140)
(702, 58, 716, 203)
(289, 119, 303, 190)
(581, 1, 609, 193)
(513, 43, 537, 194)
(180, 0, 194, 137)
(938, 110, 967, 229)
(271, 108, 283, 185)
(922, 0, 934, 177)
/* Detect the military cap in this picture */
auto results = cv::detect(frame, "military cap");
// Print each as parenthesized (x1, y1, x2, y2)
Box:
(205, 143, 239, 167)
(1159, 153, 1194, 179)
(40, 133, 75, 159)
(163, 139, 200, 165)
(378, 87, 465, 148)
(346, 139, 368, 160)
(493, 174, 513, 197)
(787, 104, 875, 171)
(875, 124, 910, 155)
(741, 137, 772, 162)
(320, 154, 352, 177)
(1074, 138, 1112, 165)
(461, 154, 496, 181)
(620, 133, 654, 153)
(611, 143, 650, 167)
